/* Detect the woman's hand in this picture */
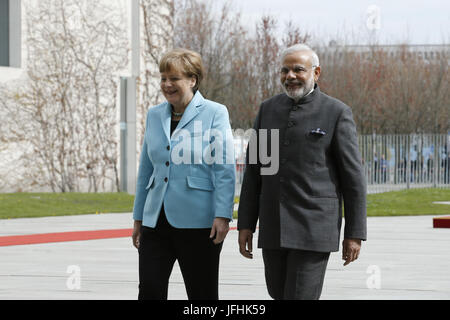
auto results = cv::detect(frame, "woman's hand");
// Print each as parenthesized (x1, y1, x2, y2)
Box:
(132, 220, 142, 249)
(209, 217, 230, 245)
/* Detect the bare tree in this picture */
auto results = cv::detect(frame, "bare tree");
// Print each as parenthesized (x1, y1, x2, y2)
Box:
(174, 0, 251, 128)
(1, 0, 128, 192)
(173, 0, 448, 134)
(317, 43, 449, 134)
(137, 0, 174, 146)
(173, 0, 311, 129)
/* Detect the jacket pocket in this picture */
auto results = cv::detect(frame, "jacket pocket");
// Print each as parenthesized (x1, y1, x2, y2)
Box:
(145, 175, 155, 190)
(186, 176, 215, 191)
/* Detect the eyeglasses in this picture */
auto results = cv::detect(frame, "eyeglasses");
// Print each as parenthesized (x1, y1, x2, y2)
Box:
(280, 65, 318, 75)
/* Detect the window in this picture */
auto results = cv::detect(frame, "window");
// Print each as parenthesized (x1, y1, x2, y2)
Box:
(0, 0, 21, 68)
(0, 0, 9, 66)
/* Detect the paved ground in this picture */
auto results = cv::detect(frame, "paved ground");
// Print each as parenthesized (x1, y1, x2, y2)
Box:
(1, 213, 449, 300)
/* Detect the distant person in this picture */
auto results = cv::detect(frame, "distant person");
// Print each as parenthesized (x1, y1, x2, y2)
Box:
(427, 155, 434, 182)
(401, 156, 407, 183)
(380, 154, 387, 183)
(237, 44, 367, 300)
(131, 48, 235, 300)
(410, 147, 418, 182)
(398, 158, 405, 183)
(419, 155, 425, 183)
(443, 151, 450, 184)
(374, 153, 378, 183)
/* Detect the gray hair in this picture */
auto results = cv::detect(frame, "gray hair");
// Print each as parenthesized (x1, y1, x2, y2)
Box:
(280, 44, 320, 67)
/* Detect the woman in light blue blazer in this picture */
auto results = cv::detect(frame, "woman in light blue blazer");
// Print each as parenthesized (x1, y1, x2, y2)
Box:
(131, 48, 235, 300)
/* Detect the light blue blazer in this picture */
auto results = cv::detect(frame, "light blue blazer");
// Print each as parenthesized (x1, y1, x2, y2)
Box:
(132, 91, 236, 228)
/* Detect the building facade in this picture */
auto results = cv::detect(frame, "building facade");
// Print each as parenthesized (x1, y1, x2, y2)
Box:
(0, 0, 173, 193)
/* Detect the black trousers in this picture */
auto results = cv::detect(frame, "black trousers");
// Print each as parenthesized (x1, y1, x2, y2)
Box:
(262, 248, 330, 300)
(138, 207, 223, 300)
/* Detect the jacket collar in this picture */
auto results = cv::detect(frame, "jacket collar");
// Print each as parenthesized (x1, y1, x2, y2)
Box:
(161, 90, 205, 142)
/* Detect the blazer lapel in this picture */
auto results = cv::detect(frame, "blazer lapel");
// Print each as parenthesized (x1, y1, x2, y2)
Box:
(172, 91, 205, 140)
(160, 103, 172, 143)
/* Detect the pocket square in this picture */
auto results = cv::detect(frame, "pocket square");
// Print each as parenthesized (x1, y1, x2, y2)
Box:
(310, 128, 326, 136)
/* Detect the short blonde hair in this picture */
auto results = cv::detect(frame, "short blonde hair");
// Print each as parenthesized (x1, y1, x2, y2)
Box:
(159, 48, 204, 92)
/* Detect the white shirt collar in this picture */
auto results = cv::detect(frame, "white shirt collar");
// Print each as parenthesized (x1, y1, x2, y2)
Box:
(304, 86, 314, 97)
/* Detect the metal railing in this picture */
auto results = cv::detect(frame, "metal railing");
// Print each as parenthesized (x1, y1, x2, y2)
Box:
(359, 134, 449, 193)
(233, 133, 450, 195)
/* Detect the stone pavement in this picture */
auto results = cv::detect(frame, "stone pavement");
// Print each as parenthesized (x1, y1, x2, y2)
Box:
(0, 213, 449, 300)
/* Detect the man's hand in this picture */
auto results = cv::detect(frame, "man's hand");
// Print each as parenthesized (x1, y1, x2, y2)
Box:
(210, 217, 230, 245)
(342, 238, 361, 266)
(132, 220, 142, 249)
(238, 229, 253, 259)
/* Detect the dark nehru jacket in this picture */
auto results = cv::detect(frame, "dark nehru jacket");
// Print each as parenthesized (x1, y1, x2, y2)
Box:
(237, 84, 367, 252)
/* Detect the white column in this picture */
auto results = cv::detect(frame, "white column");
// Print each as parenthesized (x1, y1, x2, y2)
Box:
(126, 0, 140, 195)
(130, 0, 140, 77)
(119, 0, 140, 194)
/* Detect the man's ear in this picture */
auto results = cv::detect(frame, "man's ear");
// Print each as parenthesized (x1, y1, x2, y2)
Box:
(314, 66, 321, 82)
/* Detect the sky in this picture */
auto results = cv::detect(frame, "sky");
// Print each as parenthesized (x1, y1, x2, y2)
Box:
(211, 0, 449, 45)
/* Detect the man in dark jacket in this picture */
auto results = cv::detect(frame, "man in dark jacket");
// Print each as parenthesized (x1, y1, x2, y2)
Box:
(237, 44, 367, 300)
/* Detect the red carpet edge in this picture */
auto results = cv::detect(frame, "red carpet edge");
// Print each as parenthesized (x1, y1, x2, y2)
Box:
(0, 227, 238, 247)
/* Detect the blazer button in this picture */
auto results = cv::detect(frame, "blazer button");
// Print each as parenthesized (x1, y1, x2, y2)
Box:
(288, 121, 294, 127)
(284, 140, 290, 146)
(165, 161, 169, 166)
(166, 145, 170, 150)
(292, 106, 299, 111)
(164, 177, 168, 182)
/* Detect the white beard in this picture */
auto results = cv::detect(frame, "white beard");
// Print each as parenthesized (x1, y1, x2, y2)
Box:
(282, 77, 315, 101)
